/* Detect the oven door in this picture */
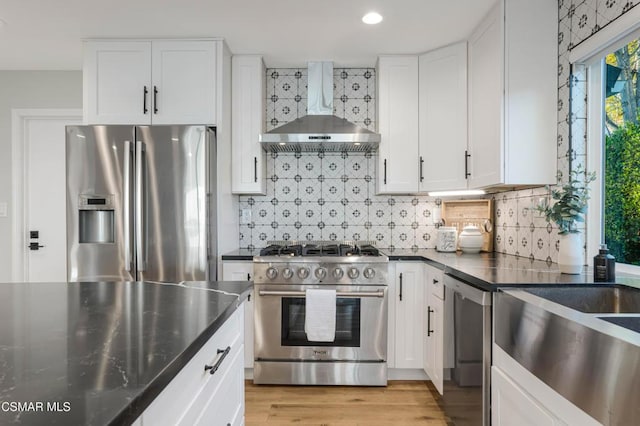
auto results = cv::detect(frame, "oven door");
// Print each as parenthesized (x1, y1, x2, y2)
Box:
(254, 284, 387, 362)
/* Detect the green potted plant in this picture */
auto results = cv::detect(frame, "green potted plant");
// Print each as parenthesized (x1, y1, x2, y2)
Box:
(536, 165, 596, 274)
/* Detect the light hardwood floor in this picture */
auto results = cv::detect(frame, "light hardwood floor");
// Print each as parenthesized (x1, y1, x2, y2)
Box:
(245, 380, 451, 425)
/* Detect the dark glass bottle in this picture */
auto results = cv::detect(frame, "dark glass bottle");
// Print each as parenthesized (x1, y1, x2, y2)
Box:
(593, 244, 615, 282)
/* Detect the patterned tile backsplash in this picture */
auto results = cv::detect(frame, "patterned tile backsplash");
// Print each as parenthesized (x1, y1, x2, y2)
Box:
(238, 0, 640, 262)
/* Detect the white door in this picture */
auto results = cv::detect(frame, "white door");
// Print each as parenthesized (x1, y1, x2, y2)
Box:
(12, 110, 82, 282)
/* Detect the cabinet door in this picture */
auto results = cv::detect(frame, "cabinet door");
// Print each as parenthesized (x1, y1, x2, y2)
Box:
(492, 366, 565, 426)
(377, 56, 419, 194)
(83, 41, 151, 125)
(503, 0, 557, 186)
(151, 41, 217, 125)
(419, 42, 468, 192)
(394, 263, 424, 369)
(430, 296, 444, 395)
(468, 4, 503, 189)
(423, 265, 444, 395)
(232, 55, 267, 194)
(222, 261, 254, 368)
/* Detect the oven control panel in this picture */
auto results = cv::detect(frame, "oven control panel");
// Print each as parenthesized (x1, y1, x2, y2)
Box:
(253, 259, 388, 286)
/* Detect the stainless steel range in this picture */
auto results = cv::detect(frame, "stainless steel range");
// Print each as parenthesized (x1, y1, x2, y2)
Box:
(252, 242, 389, 386)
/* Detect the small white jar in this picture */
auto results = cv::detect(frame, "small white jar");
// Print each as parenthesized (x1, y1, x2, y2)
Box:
(458, 225, 483, 254)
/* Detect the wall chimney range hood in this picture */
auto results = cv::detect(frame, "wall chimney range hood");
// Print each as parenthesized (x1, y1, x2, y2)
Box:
(259, 62, 381, 152)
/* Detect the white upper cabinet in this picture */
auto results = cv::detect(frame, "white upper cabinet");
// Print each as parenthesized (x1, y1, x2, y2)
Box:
(376, 56, 420, 194)
(84, 39, 218, 125)
(231, 55, 266, 194)
(468, 0, 557, 189)
(419, 42, 468, 192)
(84, 41, 152, 125)
(151, 41, 217, 125)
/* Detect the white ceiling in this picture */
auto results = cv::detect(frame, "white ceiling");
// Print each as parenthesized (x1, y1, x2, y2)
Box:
(0, 0, 497, 70)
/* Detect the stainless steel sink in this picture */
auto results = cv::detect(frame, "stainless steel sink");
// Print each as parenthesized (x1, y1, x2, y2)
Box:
(524, 285, 640, 313)
(599, 315, 640, 333)
(495, 290, 640, 425)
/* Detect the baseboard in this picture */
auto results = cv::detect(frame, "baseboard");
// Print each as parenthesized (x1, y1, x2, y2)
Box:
(388, 368, 429, 380)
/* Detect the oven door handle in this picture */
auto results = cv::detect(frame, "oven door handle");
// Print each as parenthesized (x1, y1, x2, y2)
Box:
(258, 290, 385, 298)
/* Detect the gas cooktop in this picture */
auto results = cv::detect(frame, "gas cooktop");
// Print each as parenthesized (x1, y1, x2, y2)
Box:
(259, 242, 381, 257)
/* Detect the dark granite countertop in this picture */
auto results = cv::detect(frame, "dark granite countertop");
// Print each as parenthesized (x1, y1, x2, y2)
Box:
(222, 247, 640, 291)
(221, 249, 260, 261)
(0, 280, 251, 426)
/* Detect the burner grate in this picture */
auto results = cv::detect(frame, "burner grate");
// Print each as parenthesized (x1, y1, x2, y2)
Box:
(259, 241, 380, 257)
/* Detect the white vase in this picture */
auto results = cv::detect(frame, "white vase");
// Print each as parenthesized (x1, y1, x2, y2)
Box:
(558, 233, 584, 274)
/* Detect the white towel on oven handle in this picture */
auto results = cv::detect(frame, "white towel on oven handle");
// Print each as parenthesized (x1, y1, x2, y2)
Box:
(304, 288, 336, 342)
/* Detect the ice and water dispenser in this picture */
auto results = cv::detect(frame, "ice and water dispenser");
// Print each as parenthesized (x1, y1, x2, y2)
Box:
(78, 195, 115, 244)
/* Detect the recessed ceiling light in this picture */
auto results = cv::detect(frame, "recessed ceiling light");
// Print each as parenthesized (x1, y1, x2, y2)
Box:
(362, 12, 383, 25)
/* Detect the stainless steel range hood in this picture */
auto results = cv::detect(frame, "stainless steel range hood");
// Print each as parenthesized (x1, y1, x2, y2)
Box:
(260, 62, 381, 152)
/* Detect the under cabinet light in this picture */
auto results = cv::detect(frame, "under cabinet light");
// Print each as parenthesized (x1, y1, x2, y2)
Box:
(427, 189, 486, 197)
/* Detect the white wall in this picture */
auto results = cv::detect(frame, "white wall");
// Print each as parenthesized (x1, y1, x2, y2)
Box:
(0, 71, 82, 282)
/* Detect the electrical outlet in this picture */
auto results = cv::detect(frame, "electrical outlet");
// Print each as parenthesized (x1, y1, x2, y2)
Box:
(240, 208, 252, 225)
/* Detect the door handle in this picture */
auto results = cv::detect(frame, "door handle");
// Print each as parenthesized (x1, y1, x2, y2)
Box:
(384, 159, 387, 185)
(123, 140, 133, 271)
(427, 306, 434, 336)
(153, 86, 158, 114)
(465, 150, 471, 178)
(143, 86, 148, 114)
(135, 141, 146, 272)
(420, 156, 424, 182)
(28, 242, 44, 251)
(399, 272, 403, 301)
(254, 157, 258, 182)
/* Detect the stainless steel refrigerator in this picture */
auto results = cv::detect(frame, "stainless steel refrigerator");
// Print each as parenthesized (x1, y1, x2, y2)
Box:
(66, 125, 217, 282)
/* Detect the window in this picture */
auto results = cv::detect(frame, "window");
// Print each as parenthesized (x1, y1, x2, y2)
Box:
(602, 40, 640, 265)
(587, 34, 640, 270)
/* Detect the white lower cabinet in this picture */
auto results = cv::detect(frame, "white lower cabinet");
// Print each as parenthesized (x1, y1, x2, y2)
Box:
(423, 264, 444, 395)
(141, 305, 245, 426)
(492, 366, 564, 426)
(391, 262, 424, 369)
(222, 261, 254, 368)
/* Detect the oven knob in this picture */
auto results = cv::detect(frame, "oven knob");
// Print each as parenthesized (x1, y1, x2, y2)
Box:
(266, 267, 278, 280)
(347, 267, 360, 279)
(315, 267, 327, 280)
(298, 267, 310, 279)
(282, 268, 294, 280)
(363, 267, 376, 279)
(333, 268, 344, 280)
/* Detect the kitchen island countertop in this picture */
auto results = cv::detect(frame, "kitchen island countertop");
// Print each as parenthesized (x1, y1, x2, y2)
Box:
(0, 280, 251, 426)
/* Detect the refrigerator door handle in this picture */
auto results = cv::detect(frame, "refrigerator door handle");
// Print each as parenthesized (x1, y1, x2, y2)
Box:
(123, 140, 133, 271)
(136, 141, 146, 272)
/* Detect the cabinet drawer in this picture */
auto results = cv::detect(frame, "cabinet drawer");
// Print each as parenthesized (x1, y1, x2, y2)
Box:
(143, 306, 243, 425)
(429, 268, 444, 300)
(193, 343, 245, 426)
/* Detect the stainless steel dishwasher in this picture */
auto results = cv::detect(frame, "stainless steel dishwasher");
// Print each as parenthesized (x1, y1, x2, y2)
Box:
(443, 273, 492, 426)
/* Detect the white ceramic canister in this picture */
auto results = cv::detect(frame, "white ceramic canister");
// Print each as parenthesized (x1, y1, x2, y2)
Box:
(436, 227, 458, 252)
(458, 225, 484, 253)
